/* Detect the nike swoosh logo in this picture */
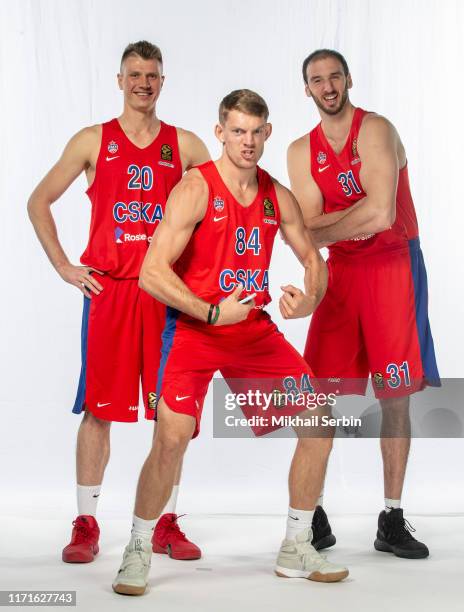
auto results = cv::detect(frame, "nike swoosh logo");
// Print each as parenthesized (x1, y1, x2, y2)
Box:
(92, 494, 100, 498)
(176, 395, 190, 401)
(106, 156, 120, 161)
(97, 402, 111, 407)
(289, 516, 299, 521)
(213, 216, 228, 222)
(318, 165, 330, 173)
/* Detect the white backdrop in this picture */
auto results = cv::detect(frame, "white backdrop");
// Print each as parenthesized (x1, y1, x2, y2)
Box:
(1, 0, 463, 520)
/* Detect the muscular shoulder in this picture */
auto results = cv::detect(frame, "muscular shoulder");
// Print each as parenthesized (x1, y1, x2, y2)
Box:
(288, 133, 310, 160)
(64, 124, 102, 161)
(176, 127, 210, 169)
(176, 126, 199, 145)
(172, 167, 208, 199)
(359, 113, 398, 144)
(272, 178, 298, 209)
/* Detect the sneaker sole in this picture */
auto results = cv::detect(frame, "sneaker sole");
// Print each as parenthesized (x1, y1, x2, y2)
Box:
(374, 539, 429, 559)
(153, 543, 201, 560)
(112, 583, 146, 596)
(62, 546, 99, 563)
(275, 567, 349, 583)
(313, 534, 336, 551)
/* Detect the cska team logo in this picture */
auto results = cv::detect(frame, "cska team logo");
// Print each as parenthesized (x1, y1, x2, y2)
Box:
(317, 151, 327, 165)
(213, 196, 225, 211)
(108, 140, 118, 154)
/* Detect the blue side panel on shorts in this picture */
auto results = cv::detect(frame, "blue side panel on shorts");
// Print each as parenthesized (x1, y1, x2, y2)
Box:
(409, 238, 441, 386)
(72, 296, 91, 414)
(154, 307, 180, 415)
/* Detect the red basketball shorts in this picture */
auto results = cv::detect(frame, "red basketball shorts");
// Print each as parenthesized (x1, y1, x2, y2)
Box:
(72, 275, 166, 422)
(305, 239, 440, 398)
(156, 311, 317, 437)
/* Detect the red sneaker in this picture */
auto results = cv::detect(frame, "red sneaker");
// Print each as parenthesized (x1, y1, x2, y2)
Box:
(62, 515, 100, 563)
(152, 513, 201, 560)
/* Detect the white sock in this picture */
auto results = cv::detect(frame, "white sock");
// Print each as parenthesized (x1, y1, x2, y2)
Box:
(130, 515, 156, 549)
(317, 487, 324, 508)
(77, 484, 101, 517)
(285, 506, 315, 541)
(162, 485, 179, 515)
(385, 498, 401, 513)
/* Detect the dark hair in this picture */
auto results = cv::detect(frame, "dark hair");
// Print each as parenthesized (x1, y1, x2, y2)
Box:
(219, 89, 269, 124)
(120, 41, 163, 71)
(302, 49, 349, 84)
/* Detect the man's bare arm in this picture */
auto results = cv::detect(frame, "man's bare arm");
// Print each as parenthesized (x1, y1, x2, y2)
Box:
(287, 135, 353, 245)
(311, 116, 399, 244)
(27, 126, 104, 297)
(275, 182, 328, 319)
(139, 171, 253, 326)
(177, 128, 211, 172)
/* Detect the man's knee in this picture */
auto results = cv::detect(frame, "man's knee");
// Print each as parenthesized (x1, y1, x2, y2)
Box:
(380, 396, 410, 413)
(155, 429, 191, 465)
(297, 436, 333, 455)
(81, 409, 112, 432)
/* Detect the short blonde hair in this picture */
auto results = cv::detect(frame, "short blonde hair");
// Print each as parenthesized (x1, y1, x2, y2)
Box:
(219, 89, 269, 125)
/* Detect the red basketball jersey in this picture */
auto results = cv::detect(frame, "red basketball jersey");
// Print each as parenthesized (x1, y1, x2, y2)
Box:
(310, 107, 419, 258)
(175, 161, 280, 322)
(81, 119, 182, 278)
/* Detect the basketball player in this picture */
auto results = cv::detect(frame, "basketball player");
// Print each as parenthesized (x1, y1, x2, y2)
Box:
(27, 41, 210, 564)
(111, 89, 349, 595)
(288, 49, 440, 559)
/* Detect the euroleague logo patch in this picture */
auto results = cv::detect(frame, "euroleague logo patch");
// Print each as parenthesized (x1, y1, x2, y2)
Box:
(317, 151, 327, 165)
(147, 392, 158, 410)
(161, 144, 172, 161)
(107, 140, 118, 154)
(213, 196, 225, 212)
(263, 198, 275, 217)
(373, 372, 385, 390)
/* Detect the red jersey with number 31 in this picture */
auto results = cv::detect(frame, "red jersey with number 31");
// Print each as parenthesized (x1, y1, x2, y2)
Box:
(81, 119, 182, 278)
(310, 107, 419, 258)
(174, 161, 280, 322)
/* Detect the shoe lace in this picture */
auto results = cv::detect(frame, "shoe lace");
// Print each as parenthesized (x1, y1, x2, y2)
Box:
(388, 515, 417, 542)
(72, 518, 92, 544)
(120, 550, 150, 577)
(299, 541, 328, 569)
(164, 514, 188, 541)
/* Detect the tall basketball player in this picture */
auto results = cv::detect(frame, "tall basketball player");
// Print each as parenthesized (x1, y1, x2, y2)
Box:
(288, 49, 440, 559)
(28, 41, 210, 564)
(112, 89, 349, 596)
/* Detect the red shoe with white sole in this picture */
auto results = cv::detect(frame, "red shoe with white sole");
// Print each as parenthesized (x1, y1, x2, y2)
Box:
(62, 515, 100, 563)
(152, 513, 201, 560)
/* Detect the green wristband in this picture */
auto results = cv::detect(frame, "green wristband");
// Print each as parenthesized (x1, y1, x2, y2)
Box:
(210, 304, 220, 325)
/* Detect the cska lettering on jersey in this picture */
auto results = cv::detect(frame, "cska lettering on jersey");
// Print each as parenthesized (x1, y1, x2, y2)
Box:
(220, 268, 269, 293)
(113, 201, 163, 224)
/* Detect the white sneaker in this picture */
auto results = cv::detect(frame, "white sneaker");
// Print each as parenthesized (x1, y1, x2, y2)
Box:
(275, 527, 349, 583)
(112, 538, 152, 596)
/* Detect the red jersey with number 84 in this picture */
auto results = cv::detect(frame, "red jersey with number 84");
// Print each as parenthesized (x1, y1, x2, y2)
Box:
(174, 161, 280, 322)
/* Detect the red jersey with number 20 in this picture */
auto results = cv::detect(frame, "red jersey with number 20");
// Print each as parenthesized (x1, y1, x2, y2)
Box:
(310, 107, 419, 258)
(81, 119, 182, 278)
(174, 161, 280, 323)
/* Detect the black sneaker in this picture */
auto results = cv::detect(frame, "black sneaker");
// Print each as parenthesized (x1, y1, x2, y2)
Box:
(374, 509, 429, 559)
(311, 506, 336, 551)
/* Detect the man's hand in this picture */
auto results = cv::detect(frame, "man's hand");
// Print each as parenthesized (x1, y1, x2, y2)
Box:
(279, 284, 317, 319)
(216, 284, 255, 326)
(57, 263, 104, 298)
